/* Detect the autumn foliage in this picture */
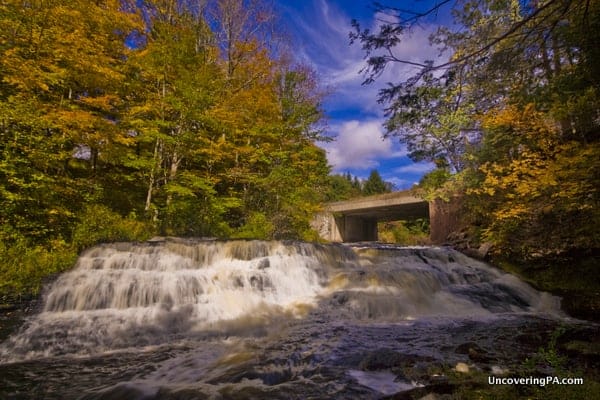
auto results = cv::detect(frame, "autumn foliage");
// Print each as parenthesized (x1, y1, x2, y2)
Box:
(0, 0, 330, 298)
(472, 105, 600, 256)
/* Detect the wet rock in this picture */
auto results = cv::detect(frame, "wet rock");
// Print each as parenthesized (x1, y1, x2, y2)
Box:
(455, 342, 491, 362)
(382, 381, 455, 400)
(233, 276, 244, 288)
(477, 242, 493, 259)
(403, 361, 444, 383)
(258, 367, 293, 385)
(430, 374, 449, 384)
(418, 394, 448, 400)
(490, 365, 509, 375)
(359, 349, 404, 370)
(515, 332, 545, 347)
(455, 342, 483, 355)
(88, 383, 157, 400)
(249, 275, 271, 291)
(410, 361, 430, 377)
(332, 292, 349, 305)
(257, 258, 270, 270)
(468, 348, 490, 362)
(155, 387, 210, 400)
(454, 362, 469, 373)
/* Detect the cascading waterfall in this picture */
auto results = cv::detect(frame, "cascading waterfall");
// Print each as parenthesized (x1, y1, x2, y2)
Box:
(0, 240, 347, 361)
(0, 239, 560, 365)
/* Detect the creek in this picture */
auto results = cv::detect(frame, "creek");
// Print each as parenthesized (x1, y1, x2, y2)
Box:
(0, 239, 590, 399)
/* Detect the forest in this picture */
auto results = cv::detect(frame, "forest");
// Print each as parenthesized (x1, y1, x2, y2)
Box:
(0, 0, 338, 299)
(1, 0, 599, 306)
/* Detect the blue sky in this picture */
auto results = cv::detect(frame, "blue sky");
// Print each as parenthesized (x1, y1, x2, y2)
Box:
(274, 0, 443, 189)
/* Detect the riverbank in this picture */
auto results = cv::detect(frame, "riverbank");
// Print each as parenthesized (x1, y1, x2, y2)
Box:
(0, 295, 40, 343)
(490, 250, 600, 322)
(447, 230, 599, 322)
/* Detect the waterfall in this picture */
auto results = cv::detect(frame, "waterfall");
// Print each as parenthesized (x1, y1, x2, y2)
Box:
(0, 239, 560, 363)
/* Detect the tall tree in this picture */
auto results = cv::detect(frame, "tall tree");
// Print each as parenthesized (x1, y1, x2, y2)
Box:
(351, 0, 600, 168)
(0, 0, 140, 242)
(124, 0, 330, 238)
(209, 0, 277, 78)
(124, 0, 234, 235)
(380, 66, 475, 172)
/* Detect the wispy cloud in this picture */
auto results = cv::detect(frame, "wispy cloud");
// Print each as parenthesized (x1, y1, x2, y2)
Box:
(284, 0, 440, 116)
(278, 0, 443, 178)
(393, 163, 435, 175)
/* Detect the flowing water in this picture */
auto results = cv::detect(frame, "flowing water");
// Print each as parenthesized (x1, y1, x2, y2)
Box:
(0, 239, 584, 399)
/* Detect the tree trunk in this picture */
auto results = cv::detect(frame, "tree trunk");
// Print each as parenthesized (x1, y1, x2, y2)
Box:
(145, 138, 161, 213)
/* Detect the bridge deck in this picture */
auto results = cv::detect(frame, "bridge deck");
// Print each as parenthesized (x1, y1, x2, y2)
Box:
(326, 191, 428, 221)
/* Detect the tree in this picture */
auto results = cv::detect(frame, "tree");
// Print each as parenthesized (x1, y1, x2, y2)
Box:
(123, 0, 330, 239)
(351, 0, 600, 167)
(223, 57, 330, 239)
(352, 0, 600, 256)
(0, 0, 140, 243)
(124, 1, 228, 234)
(470, 104, 600, 256)
(208, 0, 278, 78)
(362, 170, 392, 195)
(380, 66, 476, 172)
(324, 173, 361, 201)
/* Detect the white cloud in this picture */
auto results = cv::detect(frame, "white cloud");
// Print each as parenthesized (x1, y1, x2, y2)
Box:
(393, 163, 435, 174)
(322, 119, 402, 171)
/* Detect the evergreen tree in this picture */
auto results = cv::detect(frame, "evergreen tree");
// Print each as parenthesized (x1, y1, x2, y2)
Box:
(362, 170, 391, 196)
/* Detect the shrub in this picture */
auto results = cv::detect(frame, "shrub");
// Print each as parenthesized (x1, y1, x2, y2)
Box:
(71, 205, 156, 252)
(232, 212, 274, 239)
(0, 237, 76, 300)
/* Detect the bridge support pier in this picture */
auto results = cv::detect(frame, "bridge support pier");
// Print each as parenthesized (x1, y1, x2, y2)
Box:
(311, 213, 377, 242)
(428, 197, 462, 244)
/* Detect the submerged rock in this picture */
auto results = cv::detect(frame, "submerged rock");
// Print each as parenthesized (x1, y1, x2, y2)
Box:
(359, 349, 404, 371)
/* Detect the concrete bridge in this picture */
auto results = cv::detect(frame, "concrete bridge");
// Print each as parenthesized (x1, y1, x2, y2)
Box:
(311, 191, 458, 244)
